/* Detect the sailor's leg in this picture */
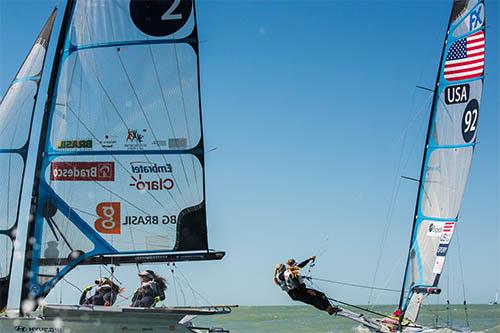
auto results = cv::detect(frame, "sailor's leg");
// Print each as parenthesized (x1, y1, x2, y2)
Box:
(131, 291, 145, 307)
(103, 291, 116, 306)
(79, 290, 88, 305)
(287, 289, 300, 301)
(302, 288, 329, 311)
(89, 294, 105, 306)
(137, 296, 155, 308)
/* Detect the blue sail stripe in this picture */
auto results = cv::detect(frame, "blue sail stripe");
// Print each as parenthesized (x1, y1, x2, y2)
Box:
(12, 75, 41, 84)
(428, 142, 476, 150)
(46, 148, 202, 157)
(416, 216, 458, 222)
(66, 37, 197, 54)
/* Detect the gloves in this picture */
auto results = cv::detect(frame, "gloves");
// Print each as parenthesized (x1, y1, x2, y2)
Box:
(154, 296, 161, 303)
(83, 285, 93, 292)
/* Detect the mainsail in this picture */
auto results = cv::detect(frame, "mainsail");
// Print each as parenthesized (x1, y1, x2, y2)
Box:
(21, 0, 223, 307)
(0, 10, 57, 311)
(399, 0, 485, 323)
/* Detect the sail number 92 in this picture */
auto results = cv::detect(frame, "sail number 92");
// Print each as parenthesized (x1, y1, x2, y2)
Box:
(461, 99, 479, 143)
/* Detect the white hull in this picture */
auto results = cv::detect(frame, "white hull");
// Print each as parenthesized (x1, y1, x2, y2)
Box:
(0, 304, 232, 333)
(337, 309, 425, 333)
(337, 310, 470, 333)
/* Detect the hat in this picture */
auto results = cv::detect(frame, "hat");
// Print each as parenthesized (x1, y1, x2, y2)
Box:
(94, 277, 110, 285)
(138, 270, 155, 279)
(96, 284, 112, 292)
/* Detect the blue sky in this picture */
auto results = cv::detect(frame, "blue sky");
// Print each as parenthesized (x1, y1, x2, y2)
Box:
(0, 0, 498, 308)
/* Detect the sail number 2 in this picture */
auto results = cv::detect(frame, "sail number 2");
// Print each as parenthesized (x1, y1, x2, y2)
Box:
(162, 0, 182, 20)
(130, 0, 192, 37)
(462, 99, 479, 142)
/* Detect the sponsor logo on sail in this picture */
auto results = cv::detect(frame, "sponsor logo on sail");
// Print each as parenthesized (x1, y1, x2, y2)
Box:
(432, 256, 446, 274)
(427, 222, 454, 237)
(125, 129, 147, 150)
(125, 215, 176, 225)
(50, 162, 115, 181)
(95, 202, 121, 234)
(436, 244, 449, 257)
(168, 138, 187, 149)
(56, 139, 92, 149)
(130, 161, 173, 174)
(94, 202, 176, 234)
(99, 134, 117, 148)
(438, 222, 456, 245)
(129, 174, 174, 191)
(127, 129, 144, 143)
(444, 84, 469, 104)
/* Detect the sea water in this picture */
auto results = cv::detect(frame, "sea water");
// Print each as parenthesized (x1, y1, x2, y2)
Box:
(195, 305, 500, 333)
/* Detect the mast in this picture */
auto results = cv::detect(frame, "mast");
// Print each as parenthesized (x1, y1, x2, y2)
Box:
(20, 0, 75, 311)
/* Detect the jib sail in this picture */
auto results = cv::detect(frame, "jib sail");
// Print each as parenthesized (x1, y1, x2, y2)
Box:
(399, 0, 485, 323)
(21, 0, 222, 306)
(0, 10, 57, 311)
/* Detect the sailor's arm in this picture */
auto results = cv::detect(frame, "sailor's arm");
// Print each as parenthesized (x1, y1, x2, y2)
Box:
(297, 256, 316, 268)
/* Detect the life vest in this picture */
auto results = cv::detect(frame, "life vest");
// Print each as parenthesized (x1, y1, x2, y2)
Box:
(284, 270, 304, 290)
(275, 272, 290, 291)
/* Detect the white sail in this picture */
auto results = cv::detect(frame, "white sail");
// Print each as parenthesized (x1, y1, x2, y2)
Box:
(400, 0, 485, 323)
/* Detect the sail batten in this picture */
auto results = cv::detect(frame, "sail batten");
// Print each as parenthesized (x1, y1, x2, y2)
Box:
(399, 0, 485, 323)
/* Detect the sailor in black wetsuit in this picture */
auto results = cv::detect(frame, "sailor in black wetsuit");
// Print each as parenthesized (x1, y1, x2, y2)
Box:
(79, 277, 120, 306)
(130, 270, 167, 308)
(276, 256, 341, 315)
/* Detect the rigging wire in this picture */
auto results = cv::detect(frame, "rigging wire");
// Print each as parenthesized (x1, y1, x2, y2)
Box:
(176, 266, 212, 306)
(446, 266, 451, 327)
(61, 276, 83, 293)
(307, 279, 389, 318)
(304, 276, 400, 293)
(368, 91, 434, 306)
(169, 263, 180, 305)
(420, 297, 445, 327)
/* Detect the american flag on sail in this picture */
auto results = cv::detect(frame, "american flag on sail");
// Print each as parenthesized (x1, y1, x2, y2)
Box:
(444, 30, 485, 81)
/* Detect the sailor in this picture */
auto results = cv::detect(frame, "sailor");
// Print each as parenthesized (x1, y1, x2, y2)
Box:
(380, 309, 410, 332)
(79, 277, 121, 306)
(278, 256, 342, 315)
(130, 270, 167, 308)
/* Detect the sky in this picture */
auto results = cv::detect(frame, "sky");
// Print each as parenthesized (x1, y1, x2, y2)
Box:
(0, 0, 498, 309)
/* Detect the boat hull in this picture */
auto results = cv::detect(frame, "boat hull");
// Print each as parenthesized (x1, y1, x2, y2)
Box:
(0, 304, 232, 333)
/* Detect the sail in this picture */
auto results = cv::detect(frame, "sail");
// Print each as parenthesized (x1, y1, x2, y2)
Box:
(400, 0, 485, 323)
(0, 10, 57, 311)
(21, 0, 222, 306)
